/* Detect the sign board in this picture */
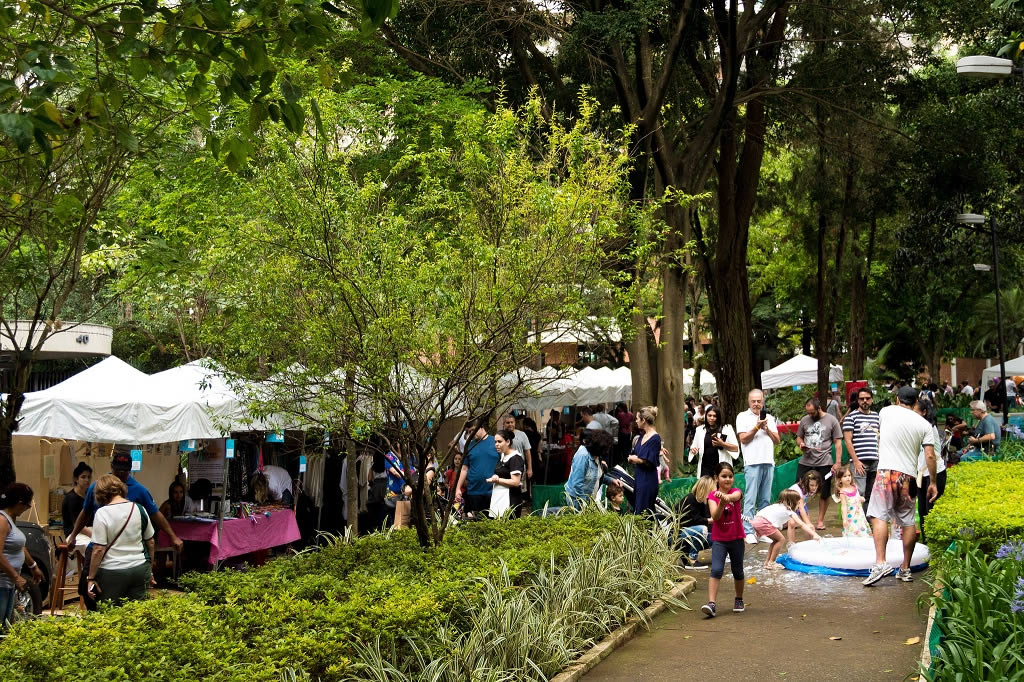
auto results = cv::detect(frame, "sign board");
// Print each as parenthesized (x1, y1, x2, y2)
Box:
(266, 430, 284, 443)
(130, 449, 142, 472)
(225, 438, 235, 460)
(299, 455, 307, 473)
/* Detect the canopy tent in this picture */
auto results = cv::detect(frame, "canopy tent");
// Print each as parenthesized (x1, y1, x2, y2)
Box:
(760, 353, 843, 390)
(981, 355, 1024, 387)
(683, 368, 717, 394)
(16, 357, 254, 443)
(510, 365, 716, 410)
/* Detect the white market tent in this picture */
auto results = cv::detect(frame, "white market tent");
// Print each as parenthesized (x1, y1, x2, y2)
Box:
(981, 355, 1024, 386)
(760, 353, 843, 390)
(16, 357, 252, 443)
(683, 368, 717, 394)
(510, 365, 715, 410)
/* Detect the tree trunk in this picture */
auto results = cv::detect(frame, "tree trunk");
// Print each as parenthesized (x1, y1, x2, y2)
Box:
(816, 207, 831, 400)
(848, 213, 876, 380)
(0, 358, 33, 490)
(628, 310, 658, 408)
(659, 210, 689, 469)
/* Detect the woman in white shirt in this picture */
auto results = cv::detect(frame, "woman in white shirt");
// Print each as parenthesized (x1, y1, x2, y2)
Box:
(87, 474, 155, 605)
(688, 406, 739, 479)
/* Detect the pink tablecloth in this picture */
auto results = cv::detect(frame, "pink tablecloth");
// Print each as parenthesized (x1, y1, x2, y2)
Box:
(162, 509, 301, 565)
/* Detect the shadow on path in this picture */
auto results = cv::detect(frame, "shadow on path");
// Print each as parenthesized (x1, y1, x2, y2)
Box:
(583, 518, 928, 682)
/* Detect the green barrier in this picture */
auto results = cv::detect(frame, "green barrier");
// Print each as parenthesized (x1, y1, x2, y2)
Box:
(937, 407, 975, 426)
(533, 460, 802, 511)
(771, 458, 801, 499)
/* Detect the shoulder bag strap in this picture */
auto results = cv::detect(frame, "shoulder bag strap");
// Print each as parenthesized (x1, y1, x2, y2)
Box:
(99, 503, 135, 563)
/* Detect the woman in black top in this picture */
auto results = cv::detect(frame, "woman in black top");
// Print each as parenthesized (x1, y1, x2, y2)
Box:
(488, 429, 525, 518)
(62, 462, 92, 534)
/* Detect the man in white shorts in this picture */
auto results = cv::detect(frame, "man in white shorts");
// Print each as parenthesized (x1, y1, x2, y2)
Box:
(863, 386, 937, 586)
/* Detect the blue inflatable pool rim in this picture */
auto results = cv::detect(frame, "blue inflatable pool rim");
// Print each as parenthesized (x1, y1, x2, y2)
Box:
(775, 553, 929, 577)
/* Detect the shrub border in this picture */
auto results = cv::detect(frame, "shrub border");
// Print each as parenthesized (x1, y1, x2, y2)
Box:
(550, 576, 696, 682)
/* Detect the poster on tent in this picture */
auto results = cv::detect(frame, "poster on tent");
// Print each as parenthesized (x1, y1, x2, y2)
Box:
(187, 439, 226, 487)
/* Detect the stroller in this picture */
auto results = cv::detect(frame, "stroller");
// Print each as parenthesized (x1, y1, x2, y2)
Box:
(602, 465, 674, 524)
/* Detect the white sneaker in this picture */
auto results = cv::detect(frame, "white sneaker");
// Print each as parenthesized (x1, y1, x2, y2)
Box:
(862, 563, 894, 586)
(744, 533, 757, 545)
(759, 535, 773, 544)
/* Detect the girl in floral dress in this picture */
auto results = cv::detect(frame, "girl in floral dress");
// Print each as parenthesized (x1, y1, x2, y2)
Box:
(832, 465, 869, 538)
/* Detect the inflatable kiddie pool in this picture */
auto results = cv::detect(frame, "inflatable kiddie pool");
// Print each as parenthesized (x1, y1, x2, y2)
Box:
(776, 536, 930, 576)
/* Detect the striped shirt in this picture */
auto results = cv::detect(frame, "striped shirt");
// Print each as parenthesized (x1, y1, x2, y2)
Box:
(843, 409, 880, 461)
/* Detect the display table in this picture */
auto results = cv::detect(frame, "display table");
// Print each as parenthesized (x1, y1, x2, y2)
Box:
(160, 509, 301, 566)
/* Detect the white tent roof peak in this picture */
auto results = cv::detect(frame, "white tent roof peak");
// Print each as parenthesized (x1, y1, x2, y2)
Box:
(760, 353, 843, 390)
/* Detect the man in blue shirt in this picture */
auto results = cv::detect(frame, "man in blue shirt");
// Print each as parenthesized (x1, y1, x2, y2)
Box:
(67, 454, 183, 549)
(454, 421, 498, 513)
(968, 401, 1001, 455)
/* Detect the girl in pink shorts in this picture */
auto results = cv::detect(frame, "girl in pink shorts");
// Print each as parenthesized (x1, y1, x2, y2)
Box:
(753, 489, 821, 568)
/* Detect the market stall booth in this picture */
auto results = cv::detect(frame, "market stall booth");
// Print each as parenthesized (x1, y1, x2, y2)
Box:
(13, 357, 300, 577)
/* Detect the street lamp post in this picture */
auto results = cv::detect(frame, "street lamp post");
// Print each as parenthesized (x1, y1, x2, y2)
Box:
(955, 53, 1022, 427)
(957, 213, 1009, 427)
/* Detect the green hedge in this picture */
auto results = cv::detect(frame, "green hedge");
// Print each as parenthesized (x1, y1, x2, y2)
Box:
(924, 461, 1024, 552)
(0, 514, 622, 681)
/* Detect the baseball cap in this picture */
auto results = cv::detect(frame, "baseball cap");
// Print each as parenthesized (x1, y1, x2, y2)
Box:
(897, 386, 919, 405)
(112, 452, 132, 470)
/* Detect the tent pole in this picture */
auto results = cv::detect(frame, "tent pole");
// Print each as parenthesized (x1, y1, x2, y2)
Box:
(215, 438, 229, 571)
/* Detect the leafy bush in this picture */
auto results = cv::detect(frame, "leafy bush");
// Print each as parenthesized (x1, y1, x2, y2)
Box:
(995, 438, 1024, 463)
(921, 542, 1024, 681)
(774, 433, 802, 465)
(0, 514, 627, 681)
(765, 386, 816, 423)
(924, 462, 1024, 553)
(342, 514, 685, 681)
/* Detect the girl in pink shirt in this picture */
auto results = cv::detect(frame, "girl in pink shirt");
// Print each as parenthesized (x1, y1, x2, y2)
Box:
(701, 462, 746, 618)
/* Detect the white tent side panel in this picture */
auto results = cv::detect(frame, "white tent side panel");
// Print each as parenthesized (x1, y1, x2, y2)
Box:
(981, 355, 1024, 386)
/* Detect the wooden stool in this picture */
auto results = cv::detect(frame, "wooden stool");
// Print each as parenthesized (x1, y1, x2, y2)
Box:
(48, 544, 85, 615)
(153, 546, 182, 582)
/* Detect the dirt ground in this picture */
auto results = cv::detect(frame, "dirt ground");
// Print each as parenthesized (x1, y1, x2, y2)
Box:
(583, 515, 929, 682)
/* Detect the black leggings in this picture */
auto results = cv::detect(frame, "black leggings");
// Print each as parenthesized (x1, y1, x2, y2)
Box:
(710, 539, 745, 580)
(917, 470, 947, 542)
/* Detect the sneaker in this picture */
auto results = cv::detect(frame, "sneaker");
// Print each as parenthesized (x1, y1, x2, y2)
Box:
(701, 602, 716, 618)
(684, 560, 709, 570)
(896, 568, 913, 582)
(744, 533, 758, 545)
(733, 598, 745, 612)
(862, 563, 894, 586)
(759, 535, 773, 544)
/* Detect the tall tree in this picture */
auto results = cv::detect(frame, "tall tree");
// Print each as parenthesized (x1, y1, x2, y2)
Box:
(372, 0, 792, 459)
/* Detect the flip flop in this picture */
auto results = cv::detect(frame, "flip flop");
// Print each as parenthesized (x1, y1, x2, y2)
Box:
(815, 523, 826, 530)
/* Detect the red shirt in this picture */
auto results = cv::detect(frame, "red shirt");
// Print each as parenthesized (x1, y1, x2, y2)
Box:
(708, 488, 745, 542)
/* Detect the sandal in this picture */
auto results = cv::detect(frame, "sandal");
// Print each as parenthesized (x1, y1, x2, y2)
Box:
(815, 523, 826, 530)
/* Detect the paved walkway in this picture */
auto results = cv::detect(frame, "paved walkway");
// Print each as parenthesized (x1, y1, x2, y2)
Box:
(584, 517, 928, 682)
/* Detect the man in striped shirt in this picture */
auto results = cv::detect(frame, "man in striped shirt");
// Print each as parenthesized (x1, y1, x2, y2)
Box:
(843, 387, 880, 507)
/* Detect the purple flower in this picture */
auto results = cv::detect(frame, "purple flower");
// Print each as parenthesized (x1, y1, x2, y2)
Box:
(1013, 578, 1024, 614)
(958, 527, 976, 539)
(996, 542, 1024, 561)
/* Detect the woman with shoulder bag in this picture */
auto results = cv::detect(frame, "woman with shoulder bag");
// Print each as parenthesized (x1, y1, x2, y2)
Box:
(86, 475, 155, 606)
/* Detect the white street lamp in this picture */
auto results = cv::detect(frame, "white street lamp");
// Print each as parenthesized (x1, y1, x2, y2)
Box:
(956, 212, 1009, 426)
(955, 56, 1016, 79)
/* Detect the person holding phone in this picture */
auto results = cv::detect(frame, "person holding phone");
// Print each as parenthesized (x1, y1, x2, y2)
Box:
(736, 389, 781, 543)
(688, 406, 739, 479)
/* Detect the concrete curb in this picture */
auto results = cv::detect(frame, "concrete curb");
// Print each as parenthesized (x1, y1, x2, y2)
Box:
(550, 576, 696, 682)
(920, 577, 944, 673)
